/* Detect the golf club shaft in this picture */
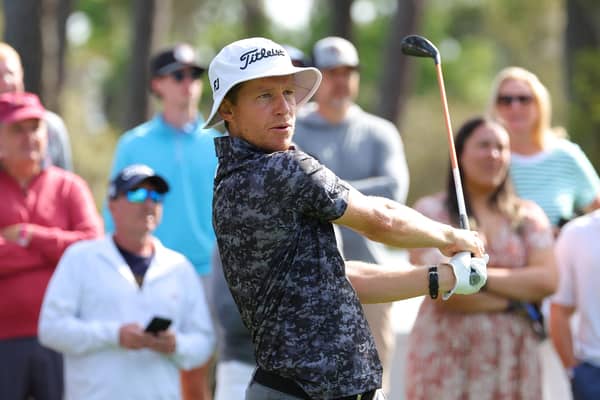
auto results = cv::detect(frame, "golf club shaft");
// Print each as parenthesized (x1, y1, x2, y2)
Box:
(434, 63, 470, 231)
(400, 34, 481, 284)
(434, 61, 481, 285)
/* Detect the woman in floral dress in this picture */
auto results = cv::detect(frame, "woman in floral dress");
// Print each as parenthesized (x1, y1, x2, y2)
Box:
(405, 117, 557, 400)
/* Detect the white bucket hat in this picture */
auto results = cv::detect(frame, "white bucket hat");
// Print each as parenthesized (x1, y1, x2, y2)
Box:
(203, 37, 322, 128)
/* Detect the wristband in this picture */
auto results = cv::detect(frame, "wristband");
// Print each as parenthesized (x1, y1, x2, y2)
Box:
(16, 224, 30, 247)
(428, 266, 439, 299)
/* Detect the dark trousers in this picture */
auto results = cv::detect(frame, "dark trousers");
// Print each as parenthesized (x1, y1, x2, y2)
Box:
(571, 362, 600, 400)
(0, 337, 63, 400)
(246, 368, 379, 400)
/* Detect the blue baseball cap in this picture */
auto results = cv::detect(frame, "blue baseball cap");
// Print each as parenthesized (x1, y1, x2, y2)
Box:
(108, 164, 169, 200)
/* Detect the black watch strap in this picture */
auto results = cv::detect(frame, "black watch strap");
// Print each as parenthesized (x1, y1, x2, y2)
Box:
(428, 265, 439, 299)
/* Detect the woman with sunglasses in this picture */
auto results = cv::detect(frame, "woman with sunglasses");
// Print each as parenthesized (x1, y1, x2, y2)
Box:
(487, 66, 600, 232)
(404, 117, 556, 399)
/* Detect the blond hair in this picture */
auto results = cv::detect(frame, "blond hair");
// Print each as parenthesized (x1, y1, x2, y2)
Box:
(486, 66, 552, 148)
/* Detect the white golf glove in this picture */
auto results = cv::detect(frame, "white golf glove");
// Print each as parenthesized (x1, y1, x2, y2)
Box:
(442, 252, 489, 300)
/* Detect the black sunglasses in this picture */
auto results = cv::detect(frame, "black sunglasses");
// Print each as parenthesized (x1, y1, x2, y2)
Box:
(496, 95, 534, 106)
(170, 68, 203, 82)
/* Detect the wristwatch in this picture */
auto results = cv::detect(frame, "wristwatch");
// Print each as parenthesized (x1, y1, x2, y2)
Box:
(428, 265, 439, 299)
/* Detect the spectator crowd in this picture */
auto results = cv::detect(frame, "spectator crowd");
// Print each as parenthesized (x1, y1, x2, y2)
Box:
(1, 34, 599, 400)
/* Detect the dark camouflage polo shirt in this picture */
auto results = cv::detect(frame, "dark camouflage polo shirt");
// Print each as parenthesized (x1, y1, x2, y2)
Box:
(213, 136, 382, 398)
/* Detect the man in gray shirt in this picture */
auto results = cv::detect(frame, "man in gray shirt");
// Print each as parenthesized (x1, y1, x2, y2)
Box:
(294, 36, 408, 392)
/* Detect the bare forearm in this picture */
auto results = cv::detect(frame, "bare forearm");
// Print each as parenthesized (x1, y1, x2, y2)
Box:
(485, 266, 557, 302)
(336, 191, 484, 257)
(363, 199, 455, 250)
(550, 305, 578, 368)
(346, 260, 455, 304)
(551, 327, 577, 368)
(438, 291, 509, 313)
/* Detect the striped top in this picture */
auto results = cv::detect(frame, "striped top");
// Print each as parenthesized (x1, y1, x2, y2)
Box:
(510, 138, 600, 226)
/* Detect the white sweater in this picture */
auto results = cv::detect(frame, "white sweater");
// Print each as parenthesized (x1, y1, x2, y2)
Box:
(38, 236, 215, 399)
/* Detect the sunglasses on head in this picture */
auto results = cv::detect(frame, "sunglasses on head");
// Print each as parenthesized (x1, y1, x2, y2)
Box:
(126, 187, 165, 203)
(496, 95, 534, 106)
(170, 68, 203, 82)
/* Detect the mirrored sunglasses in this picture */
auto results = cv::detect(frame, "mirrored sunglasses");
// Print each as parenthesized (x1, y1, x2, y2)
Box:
(170, 68, 203, 82)
(126, 188, 165, 203)
(496, 95, 533, 106)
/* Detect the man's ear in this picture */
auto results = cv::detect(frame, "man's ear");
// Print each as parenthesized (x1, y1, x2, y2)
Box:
(218, 99, 234, 122)
(150, 77, 162, 97)
(107, 198, 117, 218)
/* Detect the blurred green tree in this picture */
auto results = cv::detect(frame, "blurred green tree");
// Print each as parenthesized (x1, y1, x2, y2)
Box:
(125, 0, 157, 130)
(4, 0, 590, 206)
(3, 0, 42, 95)
(377, 0, 425, 126)
(331, 0, 353, 39)
(565, 0, 600, 169)
(3, 0, 72, 111)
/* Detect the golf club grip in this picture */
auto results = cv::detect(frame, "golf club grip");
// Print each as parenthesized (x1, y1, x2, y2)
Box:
(458, 218, 481, 285)
(459, 214, 470, 231)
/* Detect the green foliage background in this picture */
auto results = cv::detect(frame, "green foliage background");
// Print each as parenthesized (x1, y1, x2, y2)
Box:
(12, 0, 594, 208)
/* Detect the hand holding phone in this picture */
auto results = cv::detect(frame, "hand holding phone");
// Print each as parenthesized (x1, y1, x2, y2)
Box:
(144, 316, 172, 335)
(119, 323, 146, 349)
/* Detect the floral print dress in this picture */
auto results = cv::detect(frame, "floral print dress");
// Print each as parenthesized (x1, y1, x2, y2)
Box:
(405, 193, 553, 400)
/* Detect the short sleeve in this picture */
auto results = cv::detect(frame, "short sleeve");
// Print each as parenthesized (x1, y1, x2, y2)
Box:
(289, 151, 351, 221)
(569, 144, 600, 209)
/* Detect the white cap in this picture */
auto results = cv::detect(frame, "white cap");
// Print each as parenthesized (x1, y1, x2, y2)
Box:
(203, 37, 322, 128)
(312, 36, 359, 70)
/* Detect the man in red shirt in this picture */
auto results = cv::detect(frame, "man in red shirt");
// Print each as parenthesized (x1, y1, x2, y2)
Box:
(0, 91, 102, 400)
(0, 42, 73, 170)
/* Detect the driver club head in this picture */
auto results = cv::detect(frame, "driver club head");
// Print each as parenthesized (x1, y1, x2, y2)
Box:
(401, 35, 440, 65)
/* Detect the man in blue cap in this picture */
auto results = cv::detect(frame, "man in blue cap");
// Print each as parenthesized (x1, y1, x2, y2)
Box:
(40, 164, 215, 400)
(103, 43, 221, 399)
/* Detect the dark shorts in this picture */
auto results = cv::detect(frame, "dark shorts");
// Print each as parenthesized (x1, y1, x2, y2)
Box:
(0, 337, 63, 400)
(571, 361, 600, 400)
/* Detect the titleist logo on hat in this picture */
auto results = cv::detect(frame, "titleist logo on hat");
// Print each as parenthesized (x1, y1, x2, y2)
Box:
(239, 48, 286, 70)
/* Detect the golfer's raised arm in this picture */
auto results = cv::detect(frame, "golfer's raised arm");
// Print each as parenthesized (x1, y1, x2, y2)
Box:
(334, 188, 485, 257)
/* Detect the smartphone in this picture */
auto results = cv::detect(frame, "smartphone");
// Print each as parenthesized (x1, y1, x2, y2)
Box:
(144, 316, 172, 334)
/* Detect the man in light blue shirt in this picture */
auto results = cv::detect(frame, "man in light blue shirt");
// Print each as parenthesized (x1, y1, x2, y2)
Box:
(103, 43, 219, 400)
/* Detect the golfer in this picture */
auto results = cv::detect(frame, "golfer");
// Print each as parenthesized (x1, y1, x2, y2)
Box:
(204, 37, 488, 400)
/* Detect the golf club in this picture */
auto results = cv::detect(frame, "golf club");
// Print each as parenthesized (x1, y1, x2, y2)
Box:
(401, 34, 480, 285)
